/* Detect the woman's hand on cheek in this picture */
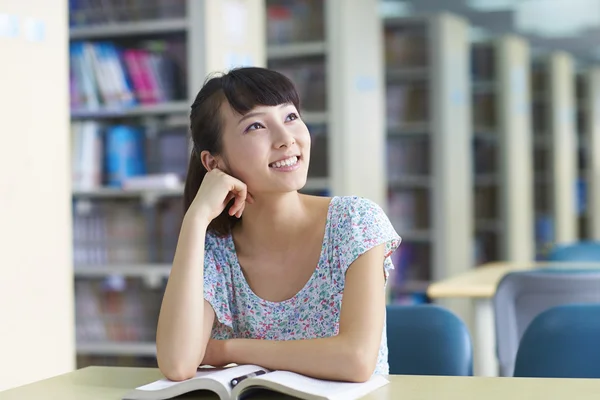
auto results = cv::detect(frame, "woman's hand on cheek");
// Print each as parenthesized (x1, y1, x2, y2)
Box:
(201, 339, 231, 367)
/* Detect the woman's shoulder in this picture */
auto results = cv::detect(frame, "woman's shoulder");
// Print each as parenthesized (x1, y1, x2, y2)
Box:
(329, 195, 387, 221)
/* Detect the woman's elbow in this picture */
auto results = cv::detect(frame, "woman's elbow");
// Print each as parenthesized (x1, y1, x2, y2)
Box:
(342, 347, 378, 383)
(158, 361, 199, 382)
(157, 349, 205, 381)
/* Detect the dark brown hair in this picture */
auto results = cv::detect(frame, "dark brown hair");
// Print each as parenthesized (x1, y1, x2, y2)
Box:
(185, 67, 301, 236)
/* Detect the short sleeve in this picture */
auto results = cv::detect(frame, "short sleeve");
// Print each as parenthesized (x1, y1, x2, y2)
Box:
(203, 234, 234, 339)
(335, 197, 401, 282)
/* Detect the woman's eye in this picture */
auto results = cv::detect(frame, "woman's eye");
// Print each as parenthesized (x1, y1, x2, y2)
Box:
(285, 113, 299, 122)
(245, 122, 264, 132)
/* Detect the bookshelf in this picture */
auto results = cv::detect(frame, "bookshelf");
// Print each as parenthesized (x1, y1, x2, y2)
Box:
(265, 0, 387, 204)
(584, 69, 600, 239)
(532, 52, 578, 258)
(383, 13, 472, 305)
(576, 68, 600, 240)
(68, 0, 266, 367)
(471, 36, 534, 265)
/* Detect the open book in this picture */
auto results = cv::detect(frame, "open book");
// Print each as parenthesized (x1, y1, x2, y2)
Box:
(122, 364, 389, 400)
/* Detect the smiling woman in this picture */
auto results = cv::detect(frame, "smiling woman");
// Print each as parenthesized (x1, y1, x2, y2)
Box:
(155, 67, 401, 383)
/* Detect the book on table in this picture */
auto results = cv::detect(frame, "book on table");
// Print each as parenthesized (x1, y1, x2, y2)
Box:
(122, 364, 389, 400)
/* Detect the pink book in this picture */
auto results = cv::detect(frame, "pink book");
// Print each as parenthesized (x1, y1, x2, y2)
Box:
(136, 49, 160, 104)
(123, 50, 152, 104)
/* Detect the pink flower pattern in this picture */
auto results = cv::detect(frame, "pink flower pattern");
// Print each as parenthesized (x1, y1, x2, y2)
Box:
(203, 196, 401, 375)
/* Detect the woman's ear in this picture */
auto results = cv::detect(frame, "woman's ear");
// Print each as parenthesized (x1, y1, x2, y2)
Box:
(200, 150, 220, 172)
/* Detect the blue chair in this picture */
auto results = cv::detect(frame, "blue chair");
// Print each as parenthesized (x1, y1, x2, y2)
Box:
(546, 241, 600, 261)
(386, 304, 472, 376)
(514, 303, 600, 378)
(493, 269, 600, 376)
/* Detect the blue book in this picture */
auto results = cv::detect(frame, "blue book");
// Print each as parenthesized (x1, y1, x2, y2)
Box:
(105, 125, 146, 187)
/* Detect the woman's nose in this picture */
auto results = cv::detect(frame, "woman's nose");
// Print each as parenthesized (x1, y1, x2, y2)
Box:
(273, 127, 295, 148)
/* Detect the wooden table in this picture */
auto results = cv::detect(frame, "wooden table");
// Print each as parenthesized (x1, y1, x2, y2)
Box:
(2, 366, 600, 399)
(427, 261, 600, 377)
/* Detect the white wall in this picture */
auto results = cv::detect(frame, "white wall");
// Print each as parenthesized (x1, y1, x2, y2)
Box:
(0, 0, 74, 391)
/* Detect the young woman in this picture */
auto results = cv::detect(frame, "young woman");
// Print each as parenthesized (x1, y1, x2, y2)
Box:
(156, 67, 401, 383)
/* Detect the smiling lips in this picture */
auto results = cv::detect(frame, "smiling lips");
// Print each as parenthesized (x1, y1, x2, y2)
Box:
(269, 156, 299, 169)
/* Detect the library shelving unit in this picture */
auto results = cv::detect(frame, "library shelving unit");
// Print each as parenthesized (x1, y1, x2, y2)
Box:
(532, 52, 578, 258)
(69, 0, 265, 368)
(576, 68, 600, 240)
(265, 0, 387, 205)
(383, 13, 472, 304)
(471, 36, 534, 265)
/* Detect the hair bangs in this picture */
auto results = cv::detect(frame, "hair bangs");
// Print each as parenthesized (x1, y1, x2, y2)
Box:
(221, 67, 300, 116)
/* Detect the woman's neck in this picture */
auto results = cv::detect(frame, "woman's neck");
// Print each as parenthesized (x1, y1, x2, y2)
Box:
(233, 192, 313, 254)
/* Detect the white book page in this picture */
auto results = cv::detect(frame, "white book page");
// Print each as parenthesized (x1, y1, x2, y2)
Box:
(136, 365, 269, 392)
(252, 371, 389, 399)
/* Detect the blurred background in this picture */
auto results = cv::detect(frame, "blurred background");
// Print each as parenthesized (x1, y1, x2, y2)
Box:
(2, 0, 600, 390)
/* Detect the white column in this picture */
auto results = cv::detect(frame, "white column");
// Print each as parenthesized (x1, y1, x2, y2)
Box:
(326, 0, 387, 209)
(496, 36, 534, 261)
(586, 68, 600, 239)
(549, 52, 578, 243)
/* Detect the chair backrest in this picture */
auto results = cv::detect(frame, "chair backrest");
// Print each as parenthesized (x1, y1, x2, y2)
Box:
(514, 303, 600, 378)
(493, 270, 600, 377)
(386, 304, 472, 376)
(547, 241, 600, 261)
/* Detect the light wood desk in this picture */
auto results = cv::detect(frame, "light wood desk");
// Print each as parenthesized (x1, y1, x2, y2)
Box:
(427, 261, 600, 377)
(2, 366, 600, 400)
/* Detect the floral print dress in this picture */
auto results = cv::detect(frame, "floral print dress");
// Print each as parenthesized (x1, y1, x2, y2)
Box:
(203, 196, 401, 374)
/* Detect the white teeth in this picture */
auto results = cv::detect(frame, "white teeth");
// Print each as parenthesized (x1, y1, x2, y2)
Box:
(270, 156, 298, 168)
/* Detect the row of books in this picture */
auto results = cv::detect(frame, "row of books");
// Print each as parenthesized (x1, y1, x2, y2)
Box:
(389, 243, 431, 284)
(70, 39, 186, 110)
(386, 84, 429, 128)
(266, 0, 324, 44)
(388, 189, 430, 232)
(384, 27, 428, 68)
(75, 277, 164, 343)
(69, 0, 186, 27)
(474, 232, 500, 265)
(73, 198, 183, 265)
(269, 60, 327, 112)
(71, 122, 188, 190)
(387, 138, 430, 177)
(475, 187, 499, 220)
(473, 93, 496, 128)
(387, 137, 497, 177)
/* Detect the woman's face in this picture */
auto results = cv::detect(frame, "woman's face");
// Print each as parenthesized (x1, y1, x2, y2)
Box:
(218, 101, 311, 194)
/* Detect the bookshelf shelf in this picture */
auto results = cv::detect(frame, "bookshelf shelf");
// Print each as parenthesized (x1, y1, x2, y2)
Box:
(70, 101, 189, 119)
(69, 18, 188, 40)
(72, 186, 184, 199)
(386, 67, 429, 82)
(389, 175, 432, 188)
(387, 122, 429, 136)
(76, 342, 156, 356)
(74, 264, 171, 279)
(266, 41, 327, 60)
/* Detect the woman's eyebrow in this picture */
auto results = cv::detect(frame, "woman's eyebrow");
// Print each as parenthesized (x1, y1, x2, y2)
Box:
(237, 104, 290, 125)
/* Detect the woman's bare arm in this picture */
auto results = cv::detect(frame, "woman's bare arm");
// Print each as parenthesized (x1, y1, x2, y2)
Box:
(156, 215, 215, 381)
